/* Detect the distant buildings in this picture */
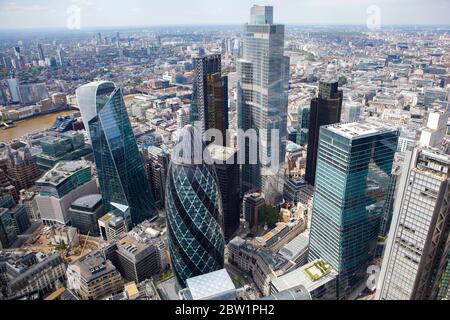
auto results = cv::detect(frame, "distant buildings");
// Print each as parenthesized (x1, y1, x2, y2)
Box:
(166, 125, 225, 287)
(377, 148, 450, 300)
(17, 83, 49, 105)
(36, 131, 93, 171)
(237, 5, 289, 197)
(67, 251, 124, 300)
(308, 122, 398, 298)
(305, 78, 343, 186)
(36, 161, 98, 226)
(56, 48, 65, 68)
(76, 81, 158, 227)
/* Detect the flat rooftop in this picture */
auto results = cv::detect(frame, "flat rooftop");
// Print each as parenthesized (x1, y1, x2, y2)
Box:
(71, 194, 102, 210)
(36, 161, 91, 186)
(271, 259, 337, 293)
(325, 121, 397, 140)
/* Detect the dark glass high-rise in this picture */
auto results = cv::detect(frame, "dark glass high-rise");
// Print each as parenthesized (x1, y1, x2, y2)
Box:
(305, 79, 343, 186)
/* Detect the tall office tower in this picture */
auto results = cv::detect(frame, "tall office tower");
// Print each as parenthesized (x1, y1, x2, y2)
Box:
(116, 32, 120, 48)
(308, 122, 398, 298)
(190, 53, 228, 145)
(37, 44, 45, 61)
(296, 106, 310, 146)
(96, 32, 102, 45)
(377, 148, 450, 300)
(56, 48, 65, 67)
(13, 46, 20, 59)
(208, 144, 240, 241)
(237, 5, 289, 196)
(166, 125, 225, 287)
(305, 76, 343, 186)
(419, 109, 449, 148)
(76, 81, 157, 227)
(141, 146, 170, 210)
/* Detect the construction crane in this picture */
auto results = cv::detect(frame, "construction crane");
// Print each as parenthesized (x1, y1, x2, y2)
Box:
(80, 231, 91, 257)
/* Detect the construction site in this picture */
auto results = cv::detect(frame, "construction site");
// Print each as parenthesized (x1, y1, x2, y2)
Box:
(9, 223, 106, 264)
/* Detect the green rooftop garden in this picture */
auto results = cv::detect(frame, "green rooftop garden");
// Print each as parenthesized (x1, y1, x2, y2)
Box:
(304, 260, 331, 282)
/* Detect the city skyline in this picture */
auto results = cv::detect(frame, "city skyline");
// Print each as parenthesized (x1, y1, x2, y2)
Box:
(1, 0, 450, 30)
(1, 0, 450, 304)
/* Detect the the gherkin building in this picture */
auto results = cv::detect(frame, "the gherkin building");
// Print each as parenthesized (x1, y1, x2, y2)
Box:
(166, 125, 225, 287)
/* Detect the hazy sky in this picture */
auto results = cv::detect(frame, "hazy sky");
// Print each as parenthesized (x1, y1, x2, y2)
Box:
(0, 0, 450, 29)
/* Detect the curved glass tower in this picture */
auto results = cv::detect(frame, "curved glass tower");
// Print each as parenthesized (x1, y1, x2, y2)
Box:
(166, 125, 225, 287)
(76, 81, 157, 227)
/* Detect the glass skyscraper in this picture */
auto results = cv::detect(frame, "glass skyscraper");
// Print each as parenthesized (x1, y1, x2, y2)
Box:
(166, 125, 225, 287)
(76, 81, 157, 227)
(237, 5, 289, 197)
(296, 105, 310, 146)
(190, 53, 228, 145)
(308, 121, 398, 298)
(305, 79, 343, 186)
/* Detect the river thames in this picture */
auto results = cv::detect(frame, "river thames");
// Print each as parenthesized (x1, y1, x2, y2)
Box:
(0, 110, 76, 142)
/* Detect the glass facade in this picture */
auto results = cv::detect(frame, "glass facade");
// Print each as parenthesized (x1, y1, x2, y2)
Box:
(166, 126, 225, 287)
(305, 80, 343, 186)
(0, 209, 17, 248)
(296, 106, 310, 146)
(237, 6, 289, 196)
(308, 122, 398, 298)
(76, 81, 157, 227)
(190, 54, 228, 144)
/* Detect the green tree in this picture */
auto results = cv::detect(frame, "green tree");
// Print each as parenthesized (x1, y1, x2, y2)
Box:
(338, 76, 348, 86)
(260, 205, 280, 228)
